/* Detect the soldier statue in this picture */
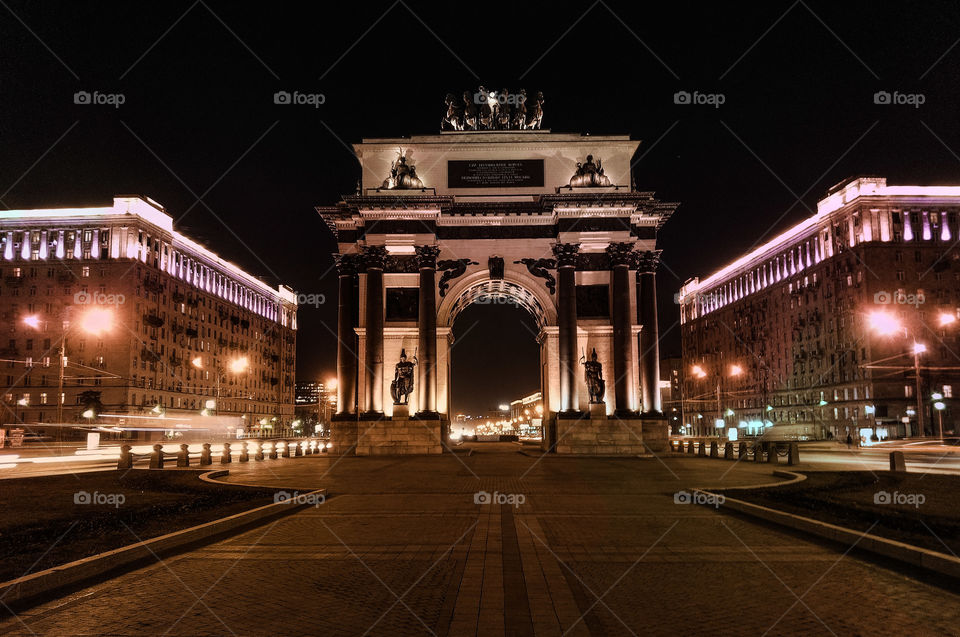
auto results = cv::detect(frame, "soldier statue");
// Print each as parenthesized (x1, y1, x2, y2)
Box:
(390, 349, 417, 405)
(581, 348, 605, 404)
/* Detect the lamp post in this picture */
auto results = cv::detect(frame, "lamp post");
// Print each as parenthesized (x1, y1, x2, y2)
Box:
(23, 308, 113, 424)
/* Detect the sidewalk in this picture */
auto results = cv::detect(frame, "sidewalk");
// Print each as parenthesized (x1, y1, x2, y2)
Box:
(1, 452, 957, 635)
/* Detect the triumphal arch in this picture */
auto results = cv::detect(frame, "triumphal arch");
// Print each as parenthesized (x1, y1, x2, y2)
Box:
(318, 91, 676, 455)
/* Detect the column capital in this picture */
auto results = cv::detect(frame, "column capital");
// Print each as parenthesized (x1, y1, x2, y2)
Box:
(360, 245, 387, 270)
(414, 245, 441, 269)
(334, 253, 361, 276)
(636, 250, 663, 274)
(552, 242, 580, 267)
(606, 242, 637, 267)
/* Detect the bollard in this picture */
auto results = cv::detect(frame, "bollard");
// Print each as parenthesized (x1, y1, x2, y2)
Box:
(698, 440, 706, 456)
(738, 441, 747, 459)
(303, 440, 312, 456)
(254, 442, 264, 461)
(765, 442, 778, 464)
(177, 444, 190, 467)
(890, 450, 906, 472)
(117, 444, 133, 469)
(269, 442, 279, 460)
(788, 442, 800, 466)
(295, 441, 303, 457)
(200, 442, 213, 465)
(710, 440, 719, 458)
(321, 442, 329, 453)
(221, 442, 232, 464)
(687, 439, 695, 454)
(753, 442, 763, 463)
(240, 441, 249, 462)
(149, 444, 165, 469)
(724, 442, 734, 459)
(282, 441, 291, 458)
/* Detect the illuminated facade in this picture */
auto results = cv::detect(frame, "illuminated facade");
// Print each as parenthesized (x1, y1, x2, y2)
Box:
(678, 177, 960, 440)
(0, 196, 297, 433)
(320, 128, 677, 455)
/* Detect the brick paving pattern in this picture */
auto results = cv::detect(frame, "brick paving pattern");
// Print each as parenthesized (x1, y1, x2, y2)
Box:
(2, 444, 958, 635)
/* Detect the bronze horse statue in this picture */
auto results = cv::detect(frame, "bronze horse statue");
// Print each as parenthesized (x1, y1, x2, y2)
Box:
(461, 91, 478, 130)
(441, 93, 464, 131)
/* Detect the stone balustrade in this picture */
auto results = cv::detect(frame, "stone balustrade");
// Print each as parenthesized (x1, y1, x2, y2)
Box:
(115, 438, 330, 470)
(670, 438, 800, 466)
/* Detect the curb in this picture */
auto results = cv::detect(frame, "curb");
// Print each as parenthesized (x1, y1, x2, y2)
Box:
(694, 474, 960, 580)
(0, 470, 326, 607)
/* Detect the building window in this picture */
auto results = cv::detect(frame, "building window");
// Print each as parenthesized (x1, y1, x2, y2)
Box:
(896, 270, 905, 281)
(905, 385, 913, 398)
(81, 266, 90, 277)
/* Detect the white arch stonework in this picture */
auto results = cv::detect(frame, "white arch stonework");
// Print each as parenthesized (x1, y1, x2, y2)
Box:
(318, 129, 677, 455)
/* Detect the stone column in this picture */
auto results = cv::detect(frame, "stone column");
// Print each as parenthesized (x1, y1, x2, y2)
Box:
(415, 245, 441, 416)
(637, 250, 663, 415)
(334, 254, 359, 415)
(553, 243, 580, 413)
(362, 246, 386, 415)
(607, 243, 636, 415)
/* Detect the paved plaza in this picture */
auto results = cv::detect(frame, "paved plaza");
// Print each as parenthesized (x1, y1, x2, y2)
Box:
(2, 444, 959, 636)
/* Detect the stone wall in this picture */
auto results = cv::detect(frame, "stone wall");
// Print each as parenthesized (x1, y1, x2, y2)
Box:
(555, 415, 670, 455)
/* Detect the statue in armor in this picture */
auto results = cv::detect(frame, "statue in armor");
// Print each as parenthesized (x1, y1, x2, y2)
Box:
(382, 148, 424, 190)
(390, 349, 417, 405)
(569, 155, 612, 188)
(581, 348, 605, 404)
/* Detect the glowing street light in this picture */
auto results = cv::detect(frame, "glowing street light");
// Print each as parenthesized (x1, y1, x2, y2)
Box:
(327, 378, 338, 390)
(691, 364, 707, 379)
(229, 357, 249, 374)
(729, 364, 744, 376)
(939, 312, 958, 327)
(79, 308, 114, 336)
(191, 356, 203, 368)
(22, 315, 41, 330)
(867, 310, 902, 336)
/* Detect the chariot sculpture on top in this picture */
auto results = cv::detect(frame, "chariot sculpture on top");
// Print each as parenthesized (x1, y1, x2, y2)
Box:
(442, 88, 545, 131)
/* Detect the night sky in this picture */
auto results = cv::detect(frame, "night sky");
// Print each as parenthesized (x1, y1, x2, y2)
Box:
(2, 1, 960, 414)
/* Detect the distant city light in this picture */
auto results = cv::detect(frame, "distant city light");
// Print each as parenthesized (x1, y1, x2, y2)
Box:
(498, 404, 509, 411)
(191, 356, 203, 368)
(729, 364, 743, 376)
(691, 365, 707, 379)
(22, 315, 41, 329)
(229, 356, 249, 373)
(939, 312, 958, 327)
(327, 378, 338, 389)
(912, 342, 927, 355)
(934, 401, 946, 411)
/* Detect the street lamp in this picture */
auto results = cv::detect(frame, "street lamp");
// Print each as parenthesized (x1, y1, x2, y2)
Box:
(22, 308, 114, 423)
(939, 312, 958, 327)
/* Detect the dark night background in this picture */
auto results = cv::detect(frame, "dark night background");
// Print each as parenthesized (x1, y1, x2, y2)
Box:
(2, 1, 959, 414)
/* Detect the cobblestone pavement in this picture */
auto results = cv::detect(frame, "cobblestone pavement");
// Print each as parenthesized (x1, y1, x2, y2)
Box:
(2, 444, 959, 636)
